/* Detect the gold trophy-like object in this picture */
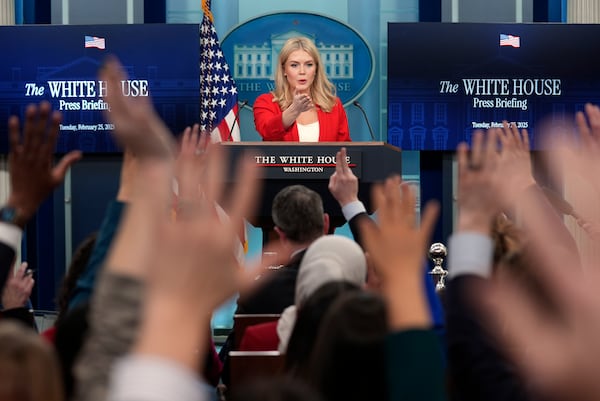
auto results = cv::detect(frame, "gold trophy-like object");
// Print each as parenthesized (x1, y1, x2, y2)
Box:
(428, 243, 448, 292)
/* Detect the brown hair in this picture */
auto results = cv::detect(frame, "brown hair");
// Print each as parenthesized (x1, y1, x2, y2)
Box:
(0, 322, 64, 401)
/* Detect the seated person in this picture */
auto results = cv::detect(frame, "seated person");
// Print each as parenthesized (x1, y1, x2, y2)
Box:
(236, 184, 329, 315)
(307, 291, 389, 401)
(284, 281, 360, 377)
(222, 184, 329, 374)
(239, 235, 367, 352)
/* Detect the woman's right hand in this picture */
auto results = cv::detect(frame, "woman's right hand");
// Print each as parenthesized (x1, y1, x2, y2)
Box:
(282, 90, 314, 129)
(290, 90, 314, 114)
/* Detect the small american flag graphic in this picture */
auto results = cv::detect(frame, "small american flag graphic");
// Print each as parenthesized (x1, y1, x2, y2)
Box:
(500, 34, 520, 48)
(85, 36, 105, 50)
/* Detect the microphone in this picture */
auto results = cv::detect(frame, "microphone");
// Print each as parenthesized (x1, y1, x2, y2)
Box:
(353, 101, 376, 141)
(227, 99, 249, 142)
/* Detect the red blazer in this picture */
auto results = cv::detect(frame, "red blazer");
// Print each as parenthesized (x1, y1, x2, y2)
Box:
(239, 321, 279, 351)
(253, 93, 351, 142)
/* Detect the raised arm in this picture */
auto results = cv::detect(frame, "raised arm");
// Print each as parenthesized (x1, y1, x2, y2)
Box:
(0, 102, 81, 291)
(359, 178, 445, 401)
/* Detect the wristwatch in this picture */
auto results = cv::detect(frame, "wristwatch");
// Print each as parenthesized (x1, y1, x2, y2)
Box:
(0, 207, 18, 224)
(0, 206, 25, 227)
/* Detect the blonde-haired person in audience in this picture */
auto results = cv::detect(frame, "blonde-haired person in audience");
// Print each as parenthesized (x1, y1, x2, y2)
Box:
(0, 321, 63, 401)
(254, 36, 351, 142)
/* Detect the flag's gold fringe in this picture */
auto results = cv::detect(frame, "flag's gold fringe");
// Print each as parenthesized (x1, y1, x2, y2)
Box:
(201, 0, 214, 23)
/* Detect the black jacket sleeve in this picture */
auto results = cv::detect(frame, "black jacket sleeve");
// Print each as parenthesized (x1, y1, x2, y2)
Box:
(446, 275, 534, 401)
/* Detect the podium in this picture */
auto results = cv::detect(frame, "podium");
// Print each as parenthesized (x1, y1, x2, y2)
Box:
(221, 141, 401, 235)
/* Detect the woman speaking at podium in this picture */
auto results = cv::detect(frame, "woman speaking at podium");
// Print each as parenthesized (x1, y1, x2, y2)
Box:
(253, 36, 351, 142)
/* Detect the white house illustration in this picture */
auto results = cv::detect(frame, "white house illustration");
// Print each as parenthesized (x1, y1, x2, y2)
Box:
(233, 30, 353, 80)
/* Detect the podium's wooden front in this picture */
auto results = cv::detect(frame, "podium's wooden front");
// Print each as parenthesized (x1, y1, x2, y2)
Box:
(221, 142, 401, 234)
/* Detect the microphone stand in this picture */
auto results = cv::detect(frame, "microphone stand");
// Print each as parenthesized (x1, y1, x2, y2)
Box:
(353, 100, 376, 141)
(227, 99, 249, 142)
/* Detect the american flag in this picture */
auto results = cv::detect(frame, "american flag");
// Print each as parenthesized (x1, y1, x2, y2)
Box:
(500, 34, 520, 48)
(200, 0, 240, 142)
(85, 36, 105, 50)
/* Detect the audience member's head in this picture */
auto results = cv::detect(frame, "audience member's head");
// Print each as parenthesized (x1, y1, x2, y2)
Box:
(53, 302, 90, 401)
(285, 281, 361, 377)
(277, 235, 367, 351)
(294, 235, 366, 306)
(272, 185, 327, 246)
(308, 291, 389, 401)
(0, 321, 64, 401)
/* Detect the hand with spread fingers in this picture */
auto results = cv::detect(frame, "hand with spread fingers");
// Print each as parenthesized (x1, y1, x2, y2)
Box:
(476, 111, 600, 401)
(456, 129, 502, 234)
(359, 177, 439, 330)
(175, 124, 210, 203)
(7, 101, 82, 228)
(132, 145, 262, 370)
(482, 220, 600, 401)
(494, 121, 536, 206)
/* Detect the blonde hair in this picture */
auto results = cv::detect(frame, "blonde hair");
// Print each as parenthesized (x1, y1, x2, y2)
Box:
(0, 322, 64, 401)
(272, 37, 337, 112)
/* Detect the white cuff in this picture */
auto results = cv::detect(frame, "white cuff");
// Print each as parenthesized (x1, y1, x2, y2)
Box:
(448, 232, 494, 279)
(108, 355, 208, 401)
(342, 200, 367, 221)
(0, 222, 23, 252)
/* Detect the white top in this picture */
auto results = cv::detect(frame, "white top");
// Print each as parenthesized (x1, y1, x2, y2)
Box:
(297, 121, 319, 142)
(108, 355, 210, 401)
(0, 222, 22, 251)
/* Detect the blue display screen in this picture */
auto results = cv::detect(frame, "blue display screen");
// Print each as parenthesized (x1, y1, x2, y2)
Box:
(388, 23, 600, 150)
(0, 24, 200, 153)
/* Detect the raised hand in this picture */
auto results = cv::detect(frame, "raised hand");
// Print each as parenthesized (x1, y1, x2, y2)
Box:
(482, 217, 600, 401)
(174, 124, 210, 202)
(456, 129, 502, 234)
(132, 145, 262, 370)
(328, 147, 358, 206)
(1, 262, 34, 309)
(7, 101, 82, 227)
(494, 121, 536, 206)
(359, 177, 439, 329)
(475, 113, 600, 401)
(99, 57, 174, 160)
